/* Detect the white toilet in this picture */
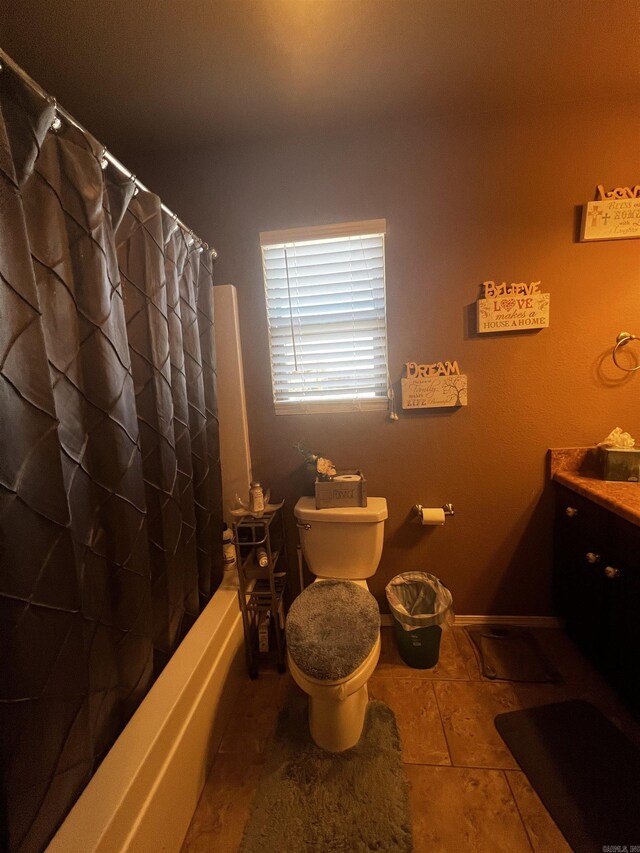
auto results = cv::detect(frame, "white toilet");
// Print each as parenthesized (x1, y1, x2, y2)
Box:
(286, 496, 388, 752)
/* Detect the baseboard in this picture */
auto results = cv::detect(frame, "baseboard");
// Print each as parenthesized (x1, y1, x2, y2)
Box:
(380, 614, 561, 628)
(454, 615, 561, 627)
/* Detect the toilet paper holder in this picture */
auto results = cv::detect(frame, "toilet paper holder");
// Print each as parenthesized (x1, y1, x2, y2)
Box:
(413, 503, 455, 518)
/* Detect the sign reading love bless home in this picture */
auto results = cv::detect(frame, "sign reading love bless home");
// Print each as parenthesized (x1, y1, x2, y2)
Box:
(581, 197, 640, 241)
(477, 281, 550, 333)
(401, 360, 468, 409)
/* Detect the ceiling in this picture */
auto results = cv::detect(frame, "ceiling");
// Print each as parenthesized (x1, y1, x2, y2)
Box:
(2, 0, 640, 155)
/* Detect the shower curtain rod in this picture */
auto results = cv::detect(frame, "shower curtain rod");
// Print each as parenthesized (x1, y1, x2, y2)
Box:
(0, 48, 217, 258)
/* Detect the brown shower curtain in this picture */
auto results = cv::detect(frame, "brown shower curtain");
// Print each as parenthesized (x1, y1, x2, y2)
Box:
(0, 68, 223, 852)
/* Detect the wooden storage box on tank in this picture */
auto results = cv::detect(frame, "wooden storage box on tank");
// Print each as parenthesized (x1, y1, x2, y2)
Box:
(315, 471, 367, 509)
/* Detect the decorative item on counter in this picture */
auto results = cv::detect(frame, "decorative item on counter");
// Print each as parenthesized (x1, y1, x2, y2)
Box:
(401, 360, 468, 409)
(597, 427, 639, 483)
(581, 184, 640, 241)
(477, 280, 550, 333)
(294, 444, 367, 508)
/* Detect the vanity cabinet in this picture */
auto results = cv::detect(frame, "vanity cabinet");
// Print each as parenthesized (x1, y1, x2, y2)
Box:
(553, 484, 640, 712)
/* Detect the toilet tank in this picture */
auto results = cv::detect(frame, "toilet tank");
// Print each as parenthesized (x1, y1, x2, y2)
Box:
(294, 497, 388, 579)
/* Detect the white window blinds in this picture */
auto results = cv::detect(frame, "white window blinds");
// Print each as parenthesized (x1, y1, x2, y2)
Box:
(260, 220, 389, 414)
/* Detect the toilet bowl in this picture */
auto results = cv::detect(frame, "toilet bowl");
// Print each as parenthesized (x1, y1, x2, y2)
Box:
(288, 627, 381, 752)
(286, 498, 388, 752)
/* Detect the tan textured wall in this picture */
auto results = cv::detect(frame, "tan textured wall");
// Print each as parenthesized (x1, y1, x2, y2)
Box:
(131, 98, 640, 615)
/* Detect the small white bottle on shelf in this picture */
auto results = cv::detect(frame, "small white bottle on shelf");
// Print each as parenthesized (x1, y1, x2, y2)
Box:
(249, 481, 265, 516)
(222, 525, 237, 575)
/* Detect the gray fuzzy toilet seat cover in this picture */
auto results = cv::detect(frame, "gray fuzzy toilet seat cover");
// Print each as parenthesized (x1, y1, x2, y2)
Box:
(286, 580, 380, 681)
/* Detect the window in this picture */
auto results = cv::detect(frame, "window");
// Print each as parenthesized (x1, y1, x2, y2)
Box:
(260, 219, 390, 414)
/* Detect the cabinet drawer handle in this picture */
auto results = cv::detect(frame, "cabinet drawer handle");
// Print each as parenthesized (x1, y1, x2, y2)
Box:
(565, 507, 579, 518)
(604, 566, 621, 579)
(585, 552, 600, 564)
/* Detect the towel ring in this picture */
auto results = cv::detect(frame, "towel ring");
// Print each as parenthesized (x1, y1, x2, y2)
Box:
(612, 331, 640, 372)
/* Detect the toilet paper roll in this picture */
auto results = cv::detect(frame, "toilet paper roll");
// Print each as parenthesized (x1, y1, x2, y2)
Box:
(420, 507, 446, 525)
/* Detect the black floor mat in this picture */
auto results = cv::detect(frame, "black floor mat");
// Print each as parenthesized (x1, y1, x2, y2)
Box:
(495, 700, 640, 852)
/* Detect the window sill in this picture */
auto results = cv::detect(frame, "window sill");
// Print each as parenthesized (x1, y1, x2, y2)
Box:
(274, 398, 389, 415)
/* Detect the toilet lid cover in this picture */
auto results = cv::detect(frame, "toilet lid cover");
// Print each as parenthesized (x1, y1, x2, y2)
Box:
(286, 580, 380, 681)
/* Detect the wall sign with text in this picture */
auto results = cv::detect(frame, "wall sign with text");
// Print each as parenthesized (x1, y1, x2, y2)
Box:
(477, 281, 550, 333)
(401, 360, 468, 409)
(581, 185, 640, 241)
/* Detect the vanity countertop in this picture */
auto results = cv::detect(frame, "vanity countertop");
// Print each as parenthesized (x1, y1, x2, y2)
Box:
(550, 447, 640, 528)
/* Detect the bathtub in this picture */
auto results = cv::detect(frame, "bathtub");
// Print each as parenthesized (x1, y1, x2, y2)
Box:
(48, 580, 245, 852)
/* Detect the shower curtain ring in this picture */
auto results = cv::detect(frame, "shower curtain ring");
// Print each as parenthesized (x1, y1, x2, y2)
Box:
(50, 99, 62, 132)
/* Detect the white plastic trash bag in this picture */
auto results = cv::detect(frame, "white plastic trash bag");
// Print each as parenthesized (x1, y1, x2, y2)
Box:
(385, 572, 454, 631)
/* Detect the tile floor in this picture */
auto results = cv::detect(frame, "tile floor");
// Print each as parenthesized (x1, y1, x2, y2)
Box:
(181, 626, 640, 852)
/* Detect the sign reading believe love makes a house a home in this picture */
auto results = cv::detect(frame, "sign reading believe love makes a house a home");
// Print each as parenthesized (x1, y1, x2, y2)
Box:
(477, 281, 550, 333)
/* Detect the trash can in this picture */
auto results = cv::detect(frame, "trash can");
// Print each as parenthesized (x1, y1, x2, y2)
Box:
(385, 572, 454, 669)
